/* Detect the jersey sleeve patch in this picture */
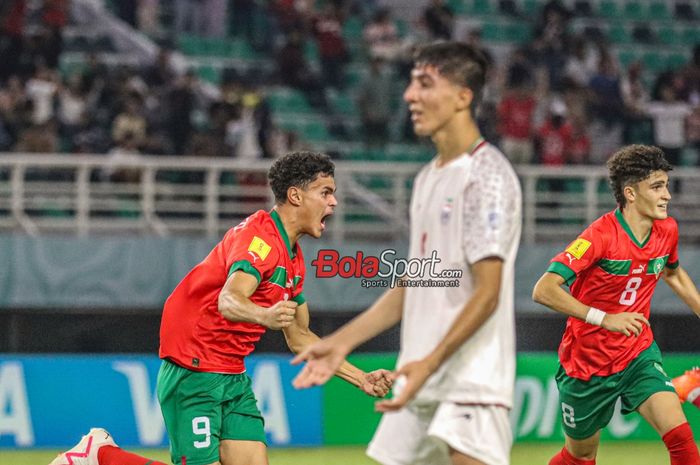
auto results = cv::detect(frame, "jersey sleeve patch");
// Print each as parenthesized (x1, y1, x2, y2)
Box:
(292, 292, 306, 305)
(248, 236, 272, 262)
(565, 238, 591, 260)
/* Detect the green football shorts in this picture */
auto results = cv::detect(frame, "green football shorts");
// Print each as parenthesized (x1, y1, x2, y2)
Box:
(156, 359, 266, 465)
(555, 341, 676, 440)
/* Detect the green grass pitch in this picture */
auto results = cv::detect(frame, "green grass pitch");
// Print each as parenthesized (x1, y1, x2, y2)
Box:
(2, 442, 695, 465)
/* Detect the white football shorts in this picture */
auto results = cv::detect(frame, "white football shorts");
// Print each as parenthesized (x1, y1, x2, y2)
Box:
(366, 402, 512, 465)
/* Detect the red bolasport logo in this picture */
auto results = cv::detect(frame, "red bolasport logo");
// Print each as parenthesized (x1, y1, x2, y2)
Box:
(311, 249, 463, 288)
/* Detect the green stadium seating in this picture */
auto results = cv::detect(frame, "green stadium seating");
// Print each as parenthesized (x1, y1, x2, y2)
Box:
(641, 51, 665, 73)
(268, 89, 312, 114)
(657, 26, 679, 45)
(472, 0, 493, 15)
(197, 64, 220, 84)
(622, 1, 645, 21)
(522, 0, 541, 16)
(666, 53, 688, 70)
(648, 1, 671, 20)
(598, 0, 618, 18)
(608, 24, 631, 44)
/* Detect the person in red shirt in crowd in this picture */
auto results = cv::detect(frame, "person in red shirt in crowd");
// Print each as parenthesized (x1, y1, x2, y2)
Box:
(312, 5, 349, 90)
(50, 151, 392, 465)
(536, 99, 573, 167)
(533, 145, 700, 465)
(497, 79, 537, 165)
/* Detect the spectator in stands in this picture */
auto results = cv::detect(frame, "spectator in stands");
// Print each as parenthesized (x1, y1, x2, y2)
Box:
(57, 74, 88, 152)
(564, 36, 598, 89)
(105, 130, 142, 183)
(137, 0, 161, 37)
(363, 8, 401, 62)
(497, 71, 537, 165)
(0, 0, 26, 82)
(357, 57, 393, 149)
(423, 0, 454, 40)
(112, 94, 147, 149)
(587, 52, 624, 163)
(620, 61, 650, 117)
(536, 99, 572, 167)
(25, 64, 58, 125)
(312, 5, 349, 90)
(15, 121, 59, 153)
(276, 31, 329, 110)
(201, 0, 228, 38)
(646, 80, 692, 167)
(174, 0, 204, 36)
(686, 104, 700, 165)
(165, 71, 197, 155)
(568, 113, 591, 164)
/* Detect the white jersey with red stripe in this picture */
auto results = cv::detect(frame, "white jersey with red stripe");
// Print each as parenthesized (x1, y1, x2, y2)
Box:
(398, 140, 522, 407)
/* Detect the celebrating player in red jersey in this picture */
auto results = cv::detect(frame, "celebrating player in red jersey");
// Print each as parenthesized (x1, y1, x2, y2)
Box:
(533, 145, 700, 465)
(49, 152, 391, 465)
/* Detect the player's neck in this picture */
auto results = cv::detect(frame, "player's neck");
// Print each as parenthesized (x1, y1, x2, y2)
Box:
(271, 206, 300, 248)
(620, 206, 653, 243)
(432, 117, 481, 166)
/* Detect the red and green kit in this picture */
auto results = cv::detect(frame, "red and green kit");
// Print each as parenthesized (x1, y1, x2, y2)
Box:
(547, 209, 679, 381)
(159, 209, 306, 374)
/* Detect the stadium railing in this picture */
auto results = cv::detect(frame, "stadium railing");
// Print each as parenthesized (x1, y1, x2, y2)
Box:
(1, 153, 698, 244)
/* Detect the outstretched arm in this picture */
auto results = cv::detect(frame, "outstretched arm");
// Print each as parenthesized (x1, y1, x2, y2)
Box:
(284, 302, 393, 397)
(291, 285, 405, 389)
(662, 265, 700, 317)
(532, 271, 649, 336)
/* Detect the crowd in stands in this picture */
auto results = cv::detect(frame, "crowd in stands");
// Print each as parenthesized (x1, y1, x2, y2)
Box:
(0, 0, 698, 169)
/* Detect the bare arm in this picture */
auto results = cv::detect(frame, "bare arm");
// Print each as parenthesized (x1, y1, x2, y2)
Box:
(291, 286, 405, 389)
(532, 271, 649, 336)
(532, 271, 592, 320)
(322, 285, 405, 354)
(663, 265, 700, 317)
(218, 271, 297, 329)
(283, 302, 392, 396)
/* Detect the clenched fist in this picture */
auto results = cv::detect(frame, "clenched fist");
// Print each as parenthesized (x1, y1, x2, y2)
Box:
(263, 301, 298, 329)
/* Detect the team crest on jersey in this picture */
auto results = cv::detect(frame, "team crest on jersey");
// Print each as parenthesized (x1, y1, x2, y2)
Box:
(441, 198, 453, 224)
(248, 236, 271, 261)
(565, 238, 591, 260)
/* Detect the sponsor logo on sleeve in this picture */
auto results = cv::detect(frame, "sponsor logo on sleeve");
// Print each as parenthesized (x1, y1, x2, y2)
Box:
(248, 236, 272, 261)
(565, 238, 591, 260)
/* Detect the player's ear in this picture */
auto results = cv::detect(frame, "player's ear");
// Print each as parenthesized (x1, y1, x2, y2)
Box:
(623, 184, 636, 203)
(456, 87, 473, 112)
(287, 186, 303, 207)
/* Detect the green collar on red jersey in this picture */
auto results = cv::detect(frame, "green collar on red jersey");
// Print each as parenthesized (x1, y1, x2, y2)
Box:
(615, 208, 651, 248)
(270, 209, 296, 258)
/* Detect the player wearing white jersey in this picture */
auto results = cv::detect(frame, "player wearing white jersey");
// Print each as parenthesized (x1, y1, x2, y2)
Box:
(292, 42, 522, 465)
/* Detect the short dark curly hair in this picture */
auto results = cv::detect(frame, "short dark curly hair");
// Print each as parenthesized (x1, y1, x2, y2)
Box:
(268, 151, 335, 204)
(607, 144, 673, 208)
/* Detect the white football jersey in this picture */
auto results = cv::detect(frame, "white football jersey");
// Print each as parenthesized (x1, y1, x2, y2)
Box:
(398, 141, 522, 407)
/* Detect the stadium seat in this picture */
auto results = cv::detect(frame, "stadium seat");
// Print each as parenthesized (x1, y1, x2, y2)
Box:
(302, 121, 330, 142)
(598, 0, 618, 18)
(472, 0, 494, 15)
(657, 26, 679, 45)
(197, 64, 220, 84)
(522, 0, 542, 16)
(648, 1, 671, 20)
(607, 24, 631, 44)
(617, 50, 637, 68)
(666, 53, 688, 70)
(641, 51, 665, 73)
(342, 17, 363, 41)
(623, 1, 646, 21)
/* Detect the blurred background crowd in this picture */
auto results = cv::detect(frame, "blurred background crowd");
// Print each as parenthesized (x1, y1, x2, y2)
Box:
(0, 0, 698, 168)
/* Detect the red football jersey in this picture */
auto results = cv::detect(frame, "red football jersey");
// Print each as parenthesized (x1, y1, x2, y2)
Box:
(548, 209, 679, 380)
(159, 210, 306, 374)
